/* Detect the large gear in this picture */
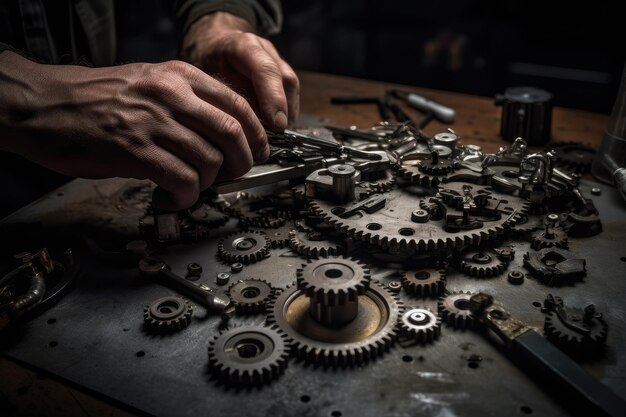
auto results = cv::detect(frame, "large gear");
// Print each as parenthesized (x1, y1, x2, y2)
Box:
(227, 279, 274, 314)
(399, 308, 442, 343)
(289, 229, 345, 258)
(267, 281, 402, 366)
(143, 296, 193, 334)
(400, 268, 446, 297)
(207, 325, 290, 386)
(438, 292, 476, 329)
(459, 249, 507, 278)
(309, 182, 528, 251)
(218, 231, 271, 264)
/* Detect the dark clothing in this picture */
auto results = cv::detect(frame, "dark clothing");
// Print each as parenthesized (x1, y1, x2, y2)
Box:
(0, 0, 282, 65)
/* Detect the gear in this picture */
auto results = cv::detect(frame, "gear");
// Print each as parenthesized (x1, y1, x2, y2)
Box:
(289, 230, 345, 258)
(179, 220, 210, 242)
(207, 324, 290, 386)
(309, 182, 528, 251)
(296, 256, 370, 306)
(218, 231, 271, 264)
(359, 170, 396, 194)
(523, 248, 586, 286)
(531, 227, 568, 250)
(267, 281, 402, 366)
(399, 308, 441, 343)
(143, 296, 193, 334)
(254, 223, 297, 249)
(189, 204, 230, 228)
(400, 268, 446, 297)
(225, 193, 288, 228)
(551, 142, 595, 173)
(227, 279, 274, 314)
(438, 292, 475, 329)
(459, 249, 507, 278)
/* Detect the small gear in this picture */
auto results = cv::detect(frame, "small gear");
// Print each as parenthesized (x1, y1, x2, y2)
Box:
(398, 152, 455, 186)
(253, 223, 297, 249)
(360, 170, 396, 194)
(289, 230, 344, 258)
(399, 308, 441, 343)
(227, 279, 273, 314)
(189, 204, 230, 228)
(531, 227, 568, 250)
(218, 231, 271, 264)
(400, 268, 446, 297)
(179, 220, 209, 242)
(296, 256, 371, 306)
(438, 292, 475, 329)
(225, 193, 288, 228)
(207, 325, 290, 386)
(143, 296, 193, 334)
(459, 249, 507, 278)
(551, 142, 596, 173)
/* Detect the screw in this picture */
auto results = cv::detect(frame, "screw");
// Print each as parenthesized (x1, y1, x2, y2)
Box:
(230, 263, 244, 273)
(387, 281, 402, 293)
(216, 272, 230, 286)
(591, 187, 601, 196)
(507, 270, 524, 285)
(411, 209, 429, 223)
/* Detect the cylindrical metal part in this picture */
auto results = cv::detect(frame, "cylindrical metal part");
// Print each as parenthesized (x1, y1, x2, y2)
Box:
(309, 298, 359, 327)
(433, 131, 460, 151)
(495, 87, 553, 146)
(328, 164, 358, 203)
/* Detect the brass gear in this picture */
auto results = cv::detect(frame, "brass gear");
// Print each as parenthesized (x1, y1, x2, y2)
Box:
(400, 268, 446, 297)
(143, 296, 193, 334)
(227, 279, 274, 314)
(399, 308, 442, 343)
(217, 231, 271, 264)
(438, 292, 476, 329)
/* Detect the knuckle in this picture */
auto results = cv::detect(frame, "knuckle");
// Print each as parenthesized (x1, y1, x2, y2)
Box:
(161, 60, 193, 74)
(230, 93, 252, 116)
(219, 115, 245, 140)
(258, 60, 281, 78)
(136, 75, 179, 99)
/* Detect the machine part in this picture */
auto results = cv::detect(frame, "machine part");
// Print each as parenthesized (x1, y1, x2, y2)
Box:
(296, 257, 371, 326)
(230, 263, 244, 273)
(459, 249, 507, 278)
(563, 211, 603, 238)
(143, 296, 193, 334)
(387, 281, 402, 293)
(189, 204, 230, 228)
(305, 165, 361, 204)
(139, 257, 229, 311)
(388, 89, 456, 124)
(310, 183, 528, 251)
(523, 248, 586, 286)
(400, 268, 446, 297)
(399, 308, 442, 343)
(288, 230, 344, 258)
(216, 273, 230, 286)
(227, 279, 273, 314)
(258, 224, 297, 249)
(531, 227, 568, 250)
(438, 292, 476, 329)
(186, 263, 202, 277)
(217, 232, 271, 265)
(398, 152, 454, 186)
(551, 142, 596, 173)
(207, 325, 290, 386)
(179, 220, 210, 242)
(410, 209, 430, 223)
(507, 270, 525, 285)
(361, 169, 396, 194)
(433, 131, 460, 151)
(267, 281, 402, 366)
(591, 187, 601, 196)
(495, 86, 553, 146)
(225, 194, 288, 228)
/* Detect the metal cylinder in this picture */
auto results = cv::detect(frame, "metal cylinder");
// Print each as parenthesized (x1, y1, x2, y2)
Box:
(328, 164, 358, 203)
(495, 87, 553, 146)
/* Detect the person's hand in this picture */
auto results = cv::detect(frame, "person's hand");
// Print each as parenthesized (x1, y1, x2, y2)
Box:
(0, 51, 267, 210)
(181, 12, 299, 131)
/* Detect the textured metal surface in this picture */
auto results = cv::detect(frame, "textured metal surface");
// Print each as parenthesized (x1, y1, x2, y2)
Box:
(0, 178, 625, 417)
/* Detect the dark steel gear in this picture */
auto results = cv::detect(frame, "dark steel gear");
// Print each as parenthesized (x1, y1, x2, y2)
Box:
(399, 308, 442, 343)
(360, 170, 396, 194)
(523, 248, 586, 286)
(400, 268, 446, 297)
(189, 204, 230, 228)
(551, 142, 596, 173)
(179, 220, 210, 242)
(438, 292, 476, 329)
(289, 230, 345, 258)
(459, 249, 507, 278)
(227, 279, 274, 314)
(296, 257, 370, 306)
(218, 231, 271, 264)
(267, 281, 403, 366)
(254, 223, 297, 249)
(225, 193, 288, 228)
(143, 296, 193, 334)
(207, 324, 290, 386)
(531, 227, 568, 250)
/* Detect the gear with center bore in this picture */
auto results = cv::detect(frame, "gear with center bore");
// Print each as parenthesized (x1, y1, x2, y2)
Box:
(143, 296, 193, 334)
(218, 231, 270, 264)
(289, 229, 345, 258)
(438, 292, 476, 329)
(399, 308, 442, 343)
(531, 227, 568, 250)
(207, 324, 290, 386)
(400, 268, 447, 297)
(227, 279, 274, 314)
(459, 249, 507, 278)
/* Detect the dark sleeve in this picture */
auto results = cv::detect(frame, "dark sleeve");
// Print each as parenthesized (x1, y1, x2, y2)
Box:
(174, 0, 282, 37)
(0, 42, 17, 54)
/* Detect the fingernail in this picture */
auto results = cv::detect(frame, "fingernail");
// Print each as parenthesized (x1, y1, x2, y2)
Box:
(274, 110, 288, 129)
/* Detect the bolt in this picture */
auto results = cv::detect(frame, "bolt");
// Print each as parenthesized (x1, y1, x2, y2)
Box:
(187, 262, 203, 277)
(230, 263, 244, 273)
(507, 270, 524, 285)
(387, 281, 402, 293)
(591, 187, 601, 196)
(411, 209, 429, 223)
(216, 272, 230, 286)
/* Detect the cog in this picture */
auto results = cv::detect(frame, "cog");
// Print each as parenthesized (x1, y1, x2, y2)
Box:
(289, 229, 345, 258)
(400, 268, 446, 297)
(189, 204, 230, 228)
(225, 193, 288, 228)
(179, 220, 209, 242)
(143, 296, 193, 334)
(544, 305, 608, 358)
(459, 249, 507, 278)
(218, 231, 271, 264)
(531, 227, 568, 250)
(227, 279, 274, 314)
(360, 170, 396, 194)
(254, 223, 297, 249)
(438, 292, 475, 329)
(310, 182, 528, 251)
(551, 142, 595, 174)
(207, 324, 290, 386)
(399, 308, 442, 343)
(267, 281, 402, 366)
(296, 256, 370, 306)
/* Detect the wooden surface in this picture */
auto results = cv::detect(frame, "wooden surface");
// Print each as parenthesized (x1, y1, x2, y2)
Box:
(0, 71, 611, 417)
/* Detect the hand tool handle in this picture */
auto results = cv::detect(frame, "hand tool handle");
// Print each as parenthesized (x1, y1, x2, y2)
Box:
(390, 89, 455, 123)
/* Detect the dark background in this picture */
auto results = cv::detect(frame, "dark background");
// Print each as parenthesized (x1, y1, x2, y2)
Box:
(116, 0, 625, 114)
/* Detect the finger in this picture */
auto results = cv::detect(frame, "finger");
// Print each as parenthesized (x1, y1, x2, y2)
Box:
(259, 38, 300, 123)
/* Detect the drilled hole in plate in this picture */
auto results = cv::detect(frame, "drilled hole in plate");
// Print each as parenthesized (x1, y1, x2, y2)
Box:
(415, 271, 431, 280)
(136, 350, 145, 357)
(468, 361, 479, 369)
(454, 299, 470, 310)
(520, 405, 533, 414)
(402, 355, 413, 362)
(331, 207, 345, 216)
(331, 412, 342, 417)
(532, 301, 542, 308)
(47, 318, 56, 324)
(366, 223, 382, 231)
(398, 228, 415, 236)
(49, 341, 58, 348)
(300, 395, 311, 403)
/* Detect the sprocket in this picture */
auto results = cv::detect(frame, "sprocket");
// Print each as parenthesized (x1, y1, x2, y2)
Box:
(143, 296, 193, 334)
(218, 231, 271, 264)
(227, 279, 274, 314)
(400, 268, 446, 297)
(438, 292, 476, 329)
(399, 308, 441, 343)
(458, 249, 507, 278)
(289, 229, 345, 258)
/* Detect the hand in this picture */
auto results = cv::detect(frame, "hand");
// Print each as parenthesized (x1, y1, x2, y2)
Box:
(181, 12, 299, 131)
(0, 51, 267, 210)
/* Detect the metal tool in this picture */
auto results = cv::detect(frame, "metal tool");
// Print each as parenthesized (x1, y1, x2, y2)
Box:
(138, 257, 229, 311)
(388, 89, 456, 127)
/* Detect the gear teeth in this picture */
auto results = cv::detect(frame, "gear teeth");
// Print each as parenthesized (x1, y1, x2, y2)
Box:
(400, 268, 447, 297)
(399, 308, 442, 343)
(207, 324, 290, 386)
(288, 230, 344, 258)
(543, 309, 608, 358)
(398, 164, 447, 187)
(225, 194, 289, 228)
(459, 250, 507, 278)
(438, 292, 475, 329)
(254, 224, 297, 249)
(227, 279, 274, 314)
(143, 296, 193, 334)
(530, 228, 568, 250)
(217, 231, 271, 264)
